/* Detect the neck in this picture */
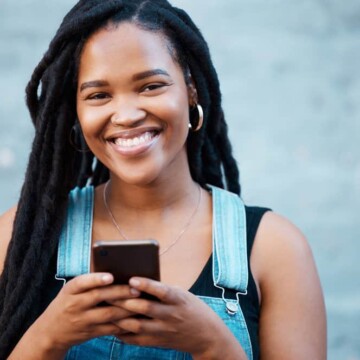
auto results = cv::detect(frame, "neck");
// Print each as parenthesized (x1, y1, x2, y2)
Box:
(100, 168, 206, 256)
(106, 170, 199, 215)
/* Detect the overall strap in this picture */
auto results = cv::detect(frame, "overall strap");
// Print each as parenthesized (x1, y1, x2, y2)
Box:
(56, 186, 94, 279)
(210, 185, 248, 293)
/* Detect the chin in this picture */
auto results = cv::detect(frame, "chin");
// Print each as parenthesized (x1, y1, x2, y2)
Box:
(112, 168, 164, 188)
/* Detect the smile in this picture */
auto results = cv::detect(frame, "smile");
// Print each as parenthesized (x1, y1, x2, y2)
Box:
(113, 131, 157, 148)
(108, 129, 161, 156)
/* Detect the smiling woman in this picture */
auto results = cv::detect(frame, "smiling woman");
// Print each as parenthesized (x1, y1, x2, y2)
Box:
(76, 23, 192, 186)
(0, 1, 326, 359)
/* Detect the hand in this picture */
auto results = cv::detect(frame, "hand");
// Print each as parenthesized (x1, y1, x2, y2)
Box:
(113, 277, 247, 359)
(29, 273, 140, 354)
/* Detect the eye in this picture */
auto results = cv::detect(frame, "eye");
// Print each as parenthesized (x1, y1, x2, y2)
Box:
(141, 82, 172, 93)
(86, 92, 110, 100)
(142, 83, 165, 92)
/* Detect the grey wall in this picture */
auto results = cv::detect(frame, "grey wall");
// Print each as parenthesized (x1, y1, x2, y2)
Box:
(0, 1, 359, 358)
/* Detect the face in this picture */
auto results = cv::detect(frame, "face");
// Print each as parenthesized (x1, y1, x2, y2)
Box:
(76, 22, 195, 186)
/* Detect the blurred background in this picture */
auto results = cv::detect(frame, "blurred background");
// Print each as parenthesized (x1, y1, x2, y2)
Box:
(0, 0, 359, 358)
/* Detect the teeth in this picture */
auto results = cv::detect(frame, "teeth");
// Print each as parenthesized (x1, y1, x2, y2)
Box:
(113, 131, 156, 147)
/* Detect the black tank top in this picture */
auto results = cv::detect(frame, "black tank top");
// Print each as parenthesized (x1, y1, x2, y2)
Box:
(41, 205, 270, 360)
(189, 206, 270, 360)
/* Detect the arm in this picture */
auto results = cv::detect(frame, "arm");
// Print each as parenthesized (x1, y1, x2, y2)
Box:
(0, 205, 17, 274)
(112, 278, 248, 359)
(6, 273, 141, 360)
(251, 212, 326, 359)
(0, 207, 138, 360)
(8, 331, 67, 360)
(1, 207, 61, 359)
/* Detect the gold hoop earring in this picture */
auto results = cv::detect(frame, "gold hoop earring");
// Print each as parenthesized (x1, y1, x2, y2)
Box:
(189, 104, 204, 132)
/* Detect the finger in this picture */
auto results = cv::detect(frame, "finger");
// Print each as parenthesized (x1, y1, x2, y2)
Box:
(117, 333, 162, 348)
(92, 323, 123, 338)
(116, 317, 165, 335)
(114, 328, 131, 336)
(87, 305, 135, 324)
(116, 298, 171, 320)
(84, 285, 140, 307)
(129, 277, 184, 304)
(64, 273, 114, 295)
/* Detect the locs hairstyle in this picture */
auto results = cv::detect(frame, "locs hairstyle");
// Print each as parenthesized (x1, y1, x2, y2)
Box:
(0, 0, 240, 357)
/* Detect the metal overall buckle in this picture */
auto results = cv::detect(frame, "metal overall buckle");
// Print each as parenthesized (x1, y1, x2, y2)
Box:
(214, 284, 247, 316)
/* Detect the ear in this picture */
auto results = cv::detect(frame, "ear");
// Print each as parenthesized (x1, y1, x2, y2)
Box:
(187, 75, 198, 107)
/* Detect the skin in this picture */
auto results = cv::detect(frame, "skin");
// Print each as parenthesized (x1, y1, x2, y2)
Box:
(0, 22, 326, 360)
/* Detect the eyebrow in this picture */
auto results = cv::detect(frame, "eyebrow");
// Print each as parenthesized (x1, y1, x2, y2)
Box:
(132, 69, 170, 81)
(79, 69, 171, 92)
(79, 80, 108, 92)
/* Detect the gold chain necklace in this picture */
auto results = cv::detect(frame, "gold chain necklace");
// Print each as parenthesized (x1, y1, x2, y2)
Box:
(103, 181, 202, 256)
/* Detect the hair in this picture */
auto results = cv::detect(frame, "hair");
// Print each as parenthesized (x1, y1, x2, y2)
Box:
(0, 0, 240, 357)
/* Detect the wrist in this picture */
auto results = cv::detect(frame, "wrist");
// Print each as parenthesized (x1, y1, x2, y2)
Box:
(192, 348, 218, 360)
(191, 333, 223, 360)
(191, 324, 248, 360)
(33, 319, 68, 359)
(38, 333, 68, 359)
(8, 324, 67, 360)
(192, 343, 247, 360)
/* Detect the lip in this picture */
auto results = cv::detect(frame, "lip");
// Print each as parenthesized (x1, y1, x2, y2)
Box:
(105, 126, 163, 141)
(107, 128, 161, 157)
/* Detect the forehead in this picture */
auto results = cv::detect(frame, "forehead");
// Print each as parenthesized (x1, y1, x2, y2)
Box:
(78, 22, 180, 79)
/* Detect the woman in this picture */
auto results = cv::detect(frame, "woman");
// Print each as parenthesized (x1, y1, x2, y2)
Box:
(0, 0, 326, 359)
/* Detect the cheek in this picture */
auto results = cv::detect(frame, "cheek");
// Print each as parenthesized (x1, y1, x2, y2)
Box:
(77, 104, 105, 139)
(154, 94, 190, 130)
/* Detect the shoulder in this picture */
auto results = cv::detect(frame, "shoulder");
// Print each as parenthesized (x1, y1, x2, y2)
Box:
(251, 211, 314, 282)
(245, 205, 271, 230)
(251, 211, 317, 297)
(251, 212, 327, 358)
(0, 205, 18, 274)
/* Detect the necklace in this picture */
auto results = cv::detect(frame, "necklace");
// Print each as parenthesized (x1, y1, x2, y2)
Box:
(103, 181, 202, 256)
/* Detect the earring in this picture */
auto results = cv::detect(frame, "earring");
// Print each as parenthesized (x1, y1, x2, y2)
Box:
(69, 123, 90, 153)
(189, 104, 204, 132)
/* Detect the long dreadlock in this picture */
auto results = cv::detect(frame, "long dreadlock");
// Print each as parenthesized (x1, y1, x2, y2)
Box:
(0, 0, 240, 357)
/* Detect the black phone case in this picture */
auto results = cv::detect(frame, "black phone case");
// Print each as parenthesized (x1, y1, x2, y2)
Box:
(93, 240, 160, 284)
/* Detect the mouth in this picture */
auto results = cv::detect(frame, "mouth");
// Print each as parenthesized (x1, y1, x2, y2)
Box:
(107, 128, 162, 156)
(110, 130, 159, 148)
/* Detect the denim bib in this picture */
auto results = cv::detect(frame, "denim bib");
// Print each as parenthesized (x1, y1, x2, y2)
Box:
(56, 185, 253, 359)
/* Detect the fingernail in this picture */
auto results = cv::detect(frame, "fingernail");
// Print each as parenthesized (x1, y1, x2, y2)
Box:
(129, 278, 140, 287)
(101, 274, 113, 283)
(130, 287, 140, 296)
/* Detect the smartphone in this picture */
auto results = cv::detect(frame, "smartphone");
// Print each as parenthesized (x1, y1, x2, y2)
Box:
(93, 239, 160, 285)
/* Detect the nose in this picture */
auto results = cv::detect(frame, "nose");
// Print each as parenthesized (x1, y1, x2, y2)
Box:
(110, 99, 146, 127)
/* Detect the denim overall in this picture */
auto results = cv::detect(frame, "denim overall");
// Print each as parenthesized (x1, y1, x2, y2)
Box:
(56, 185, 253, 359)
